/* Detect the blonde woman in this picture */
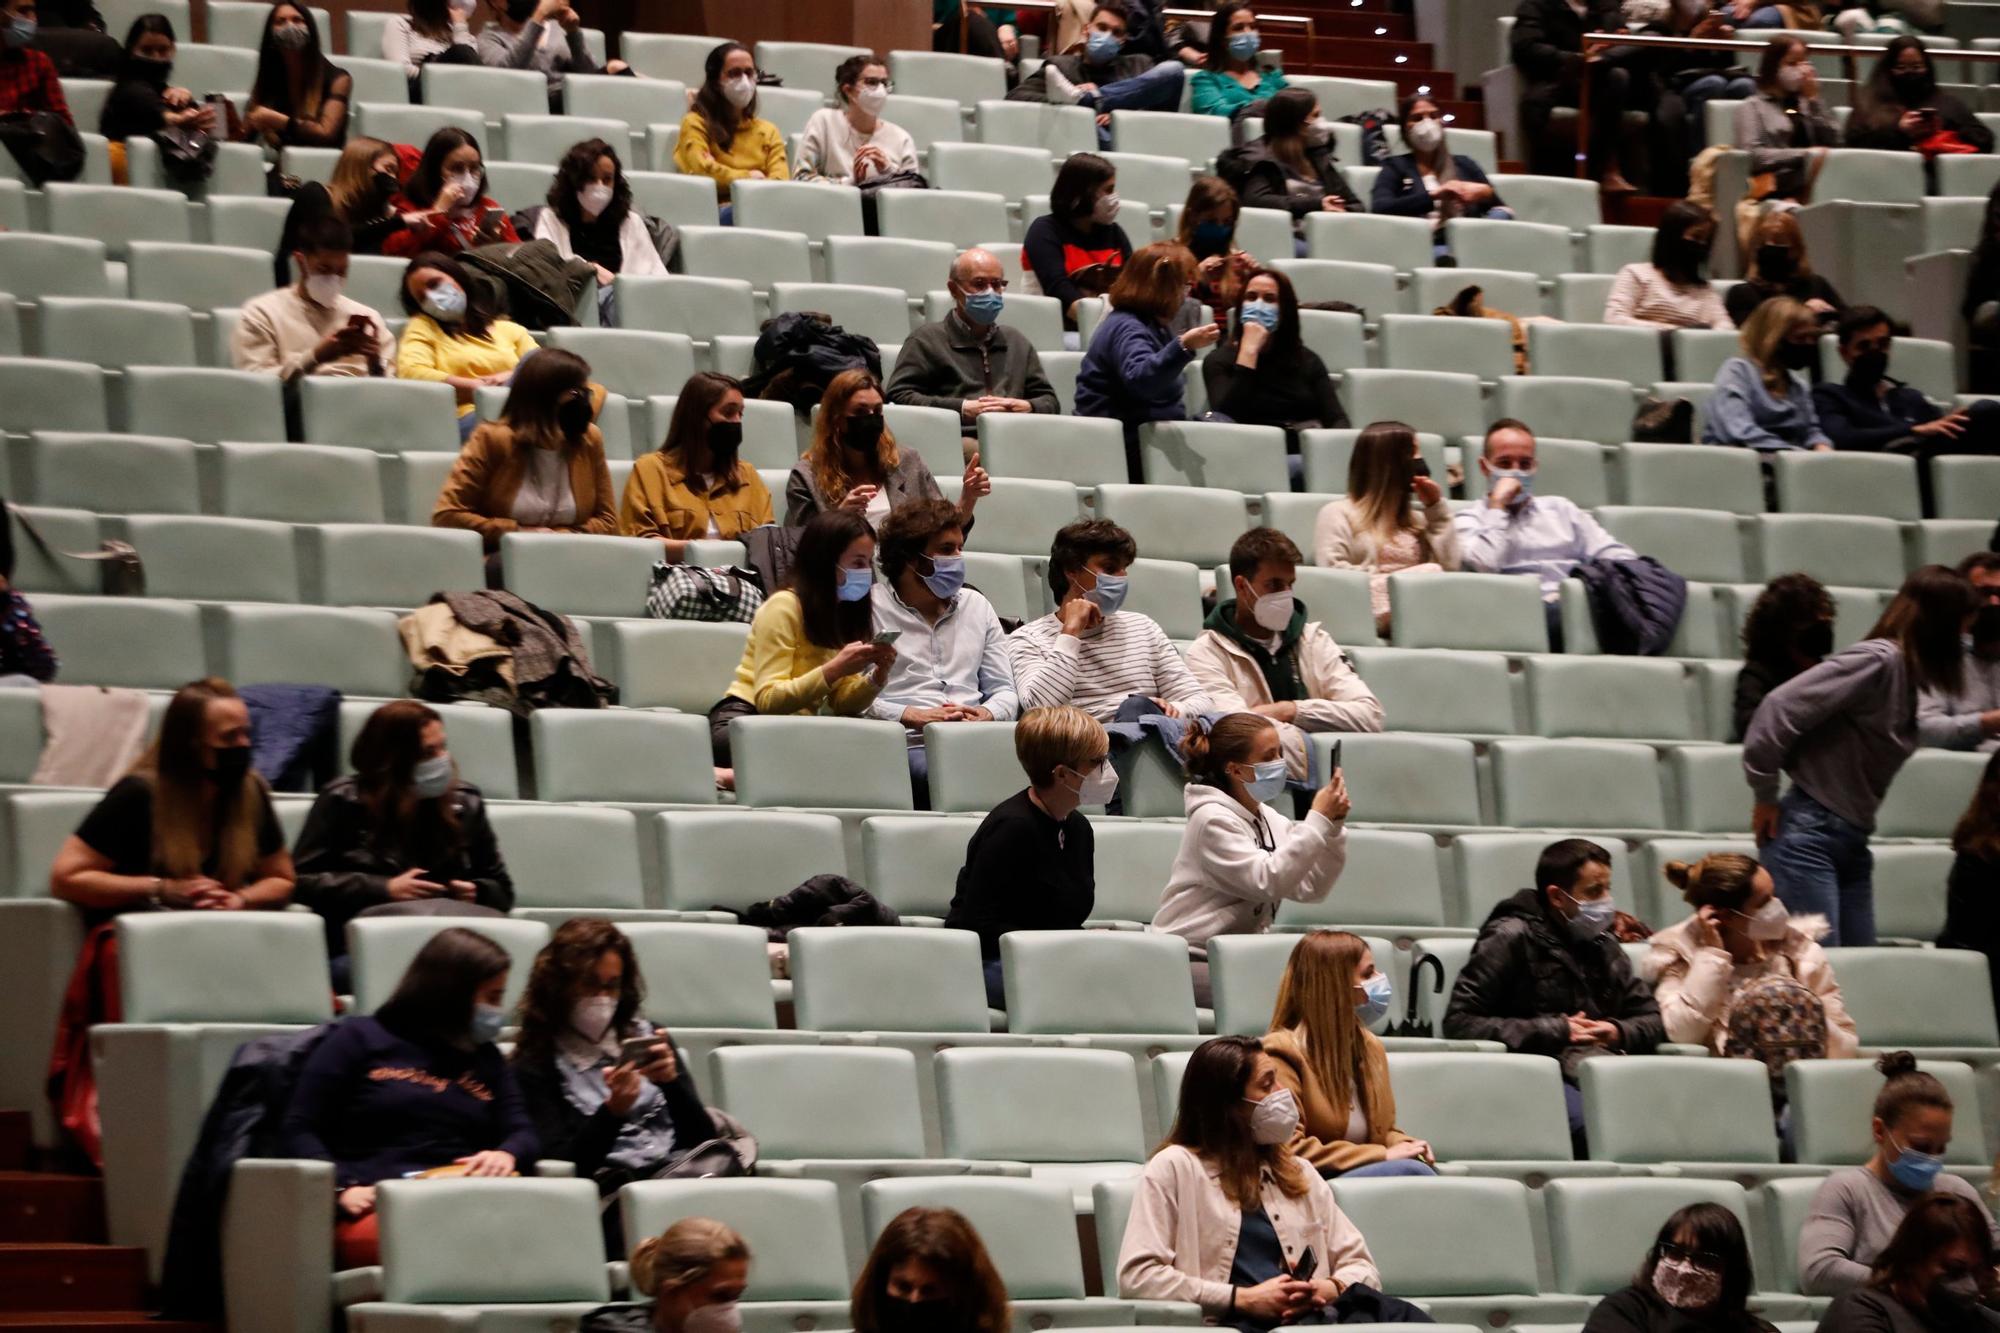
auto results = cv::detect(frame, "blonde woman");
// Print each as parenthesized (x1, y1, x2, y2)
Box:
(273, 136, 412, 286)
(582, 1217, 750, 1332)
(1312, 420, 1457, 633)
(1263, 931, 1435, 1178)
(1702, 296, 1833, 452)
(783, 369, 987, 530)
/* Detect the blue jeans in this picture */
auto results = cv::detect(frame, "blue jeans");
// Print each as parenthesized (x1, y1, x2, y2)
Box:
(1339, 1158, 1437, 1178)
(1762, 787, 1876, 946)
(982, 957, 1007, 1010)
(1681, 72, 1758, 150)
(907, 740, 931, 811)
(457, 410, 479, 442)
(1739, 5, 1787, 24)
(1083, 60, 1186, 145)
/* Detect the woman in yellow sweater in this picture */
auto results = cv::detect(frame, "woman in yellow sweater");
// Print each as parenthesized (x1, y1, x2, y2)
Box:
(395, 252, 540, 441)
(620, 371, 774, 557)
(672, 41, 789, 208)
(706, 509, 895, 770)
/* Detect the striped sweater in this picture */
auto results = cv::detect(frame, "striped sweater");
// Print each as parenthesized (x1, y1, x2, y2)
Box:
(1008, 610, 1213, 721)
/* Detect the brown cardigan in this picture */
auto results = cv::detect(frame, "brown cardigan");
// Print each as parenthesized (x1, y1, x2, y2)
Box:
(1261, 1024, 1413, 1174)
(432, 417, 617, 552)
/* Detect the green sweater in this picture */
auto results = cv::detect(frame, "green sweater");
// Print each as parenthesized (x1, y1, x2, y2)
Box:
(1190, 66, 1288, 118)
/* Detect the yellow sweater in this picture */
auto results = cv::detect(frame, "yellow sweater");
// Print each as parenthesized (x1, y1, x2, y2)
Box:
(725, 590, 880, 716)
(673, 110, 790, 200)
(395, 314, 541, 417)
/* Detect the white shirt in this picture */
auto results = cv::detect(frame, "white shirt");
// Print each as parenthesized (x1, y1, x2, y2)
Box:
(1451, 494, 1638, 600)
(796, 106, 920, 185)
(866, 581, 1019, 728)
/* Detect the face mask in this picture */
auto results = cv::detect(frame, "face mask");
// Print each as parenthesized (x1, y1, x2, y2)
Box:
(1091, 191, 1122, 225)
(130, 54, 172, 83)
(1492, 465, 1535, 502)
(4, 14, 34, 45)
(1083, 571, 1127, 615)
(1675, 235, 1712, 270)
(683, 1302, 743, 1333)
(1244, 1087, 1300, 1145)
(876, 1297, 962, 1333)
(836, 567, 873, 602)
(411, 753, 453, 800)
(845, 411, 885, 451)
(1191, 220, 1234, 259)
(1736, 898, 1790, 941)
(1567, 893, 1617, 938)
(272, 22, 309, 49)
(1847, 349, 1889, 389)
(557, 393, 594, 440)
(1777, 62, 1807, 93)
(1228, 30, 1260, 60)
(722, 73, 758, 108)
(919, 553, 966, 600)
(706, 418, 743, 471)
(1932, 1276, 1983, 1315)
(1067, 760, 1119, 806)
(209, 744, 253, 789)
(962, 289, 1004, 325)
(303, 271, 345, 308)
(1799, 619, 1834, 660)
(570, 995, 616, 1043)
(1239, 758, 1289, 802)
(1409, 457, 1432, 481)
(1654, 1257, 1724, 1311)
(1302, 119, 1333, 147)
(1779, 340, 1818, 372)
(1239, 299, 1279, 332)
(1251, 590, 1294, 633)
(1756, 244, 1795, 282)
(421, 280, 467, 320)
(470, 1001, 506, 1045)
(578, 181, 614, 216)
(505, 0, 536, 18)
(1405, 117, 1444, 153)
(1974, 604, 2000, 650)
(1892, 72, 1933, 103)
(1355, 972, 1393, 1025)
(374, 168, 400, 201)
(1887, 1133, 1946, 1191)
(448, 170, 482, 204)
(1086, 29, 1122, 63)
(853, 83, 889, 115)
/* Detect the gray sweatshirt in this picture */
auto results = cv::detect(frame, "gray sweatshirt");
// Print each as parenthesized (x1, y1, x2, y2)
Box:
(1917, 648, 2000, 753)
(1743, 638, 1917, 832)
(1798, 1167, 2000, 1297)
(475, 20, 597, 92)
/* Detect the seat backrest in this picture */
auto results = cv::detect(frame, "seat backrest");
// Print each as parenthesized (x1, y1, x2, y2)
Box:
(124, 366, 285, 445)
(347, 915, 550, 1014)
(921, 721, 1024, 815)
(1001, 929, 1198, 1035)
(929, 141, 1054, 202)
(1489, 738, 1668, 831)
(37, 296, 196, 369)
(1618, 441, 1766, 516)
(657, 810, 847, 913)
(770, 280, 909, 346)
(1277, 829, 1451, 932)
(376, 1178, 608, 1305)
(937, 1047, 1147, 1163)
(1755, 514, 1908, 590)
(499, 531, 659, 619)
(874, 188, 1011, 247)
(528, 709, 715, 806)
(502, 112, 631, 165)
(1088, 819, 1189, 925)
(125, 514, 300, 603)
(676, 225, 814, 289)
(885, 93, 967, 152)
(0, 233, 108, 302)
(712, 1045, 927, 1158)
(887, 50, 1010, 106)
(609, 620, 750, 714)
(1342, 368, 1488, 441)
(1787, 1057, 1988, 1166)
(1580, 1056, 1780, 1163)
(1815, 148, 1926, 205)
(1525, 657, 1700, 742)
(1349, 645, 1516, 737)
(216, 442, 384, 524)
(220, 604, 407, 697)
(1485, 173, 1602, 232)
(1409, 265, 1544, 318)
(27, 595, 206, 690)
(1331, 1177, 1543, 1296)
(979, 412, 1127, 486)
(1333, 732, 1483, 828)
(1445, 216, 1576, 279)
(1139, 419, 1291, 494)
(1545, 1177, 1755, 1294)
(306, 522, 483, 609)
(619, 32, 719, 86)
(1822, 947, 2000, 1047)
(1596, 505, 1747, 584)
(1874, 750, 1990, 840)
(547, 328, 698, 402)
(860, 1177, 1085, 1298)
(790, 926, 989, 1033)
(731, 178, 867, 241)
(1376, 313, 1515, 383)
(1269, 259, 1401, 317)
(977, 99, 1096, 156)
(1772, 451, 1924, 522)
(485, 804, 644, 910)
(729, 715, 916, 811)
(1389, 571, 1548, 654)
(620, 1179, 848, 1297)
(754, 40, 865, 96)
(1094, 483, 1252, 568)
(860, 815, 978, 919)
(1495, 375, 1639, 447)
(44, 183, 190, 258)
(1388, 1052, 1575, 1163)
(1305, 212, 1433, 274)
(116, 914, 332, 1024)
(30, 431, 200, 515)
(830, 235, 956, 299)
(621, 922, 777, 1030)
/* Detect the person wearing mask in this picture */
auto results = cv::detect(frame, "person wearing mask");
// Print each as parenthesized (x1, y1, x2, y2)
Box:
(1727, 213, 1844, 328)
(1022, 151, 1133, 331)
(885, 247, 1061, 449)
(0, 0, 70, 139)
(1187, 527, 1383, 782)
(232, 3, 348, 151)
(1942, 750, 2000, 1031)
(1202, 268, 1346, 455)
(1735, 36, 1840, 211)
(945, 704, 1106, 1008)
(1583, 1204, 1774, 1333)
(1117, 1035, 1431, 1328)
(1734, 572, 1837, 743)
(233, 217, 396, 387)
(1008, 0, 1184, 148)
(1188, 2, 1285, 118)
(1816, 1196, 2000, 1333)
(1798, 1054, 2000, 1296)
(273, 136, 409, 287)
(798, 54, 918, 185)
(1605, 201, 1731, 330)
(1442, 838, 1665, 1143)
(1747, 564, 1979, 946)
(706, 509, 895, 765)
(1317, 420, 1459, 635)
(383, 127, 518, 258)
(1647, 851, 1857, 1061)
(1643, 0, 1756, 178)
(431, 346, 617, 559)
(785, 370, 988, 529)
(1232, 88, 1362, 252)
(1964, 183, 2000, 396)
(1076, 241, 1225, 481)
(1151, 713, 1351, 964)
(476, 0, 619, 109)
(582, 1218, 749, 1333)
(1371, 94, 1508, 243)
(867, 499, 1018, 804)
(1263, 930, 1435, 1178)
(620, 371, 773, 558)
(1009, 518, 1214, 721)
(291, 699, 514, 963)
(397, 251, 540, 438)
(20, 0, 115, 81)
(382, 0, 474, 85)
(1921, 554, 2000, 753)
(850, 1207, 1012, 1333)
(280, 926, 536, 1269)
(1846, 38, 1993, 156)
(673, 41, 788, 204)
(1510, 0, 1644, 190)
(1176, 176, 1259, 312)
(0, 507, 56, 684)
(99, 15, 214, 155)
(1703, 297, 1835, 452)
(532, 137, 665, 321)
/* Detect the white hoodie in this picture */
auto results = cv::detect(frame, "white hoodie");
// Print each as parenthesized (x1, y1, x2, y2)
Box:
(1151, 784, 1347, 949)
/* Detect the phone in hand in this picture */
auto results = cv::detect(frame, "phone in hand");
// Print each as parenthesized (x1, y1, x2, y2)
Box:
(619, 1035, 666, 1065)
(1295, 1246, 1318, 1283)
(1329, 740, 1342, 775)
(871, 630, 902, 646)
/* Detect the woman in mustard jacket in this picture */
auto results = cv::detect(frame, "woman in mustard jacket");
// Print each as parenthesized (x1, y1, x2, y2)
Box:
(620, 371, 774, 558)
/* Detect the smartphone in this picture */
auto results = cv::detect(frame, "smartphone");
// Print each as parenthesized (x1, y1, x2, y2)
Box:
(619, 1035, 666, 1064)
(871, 630, 902, 646)
(1295, 1246, 1318, 1282)
(1329, 740, 1342, 775)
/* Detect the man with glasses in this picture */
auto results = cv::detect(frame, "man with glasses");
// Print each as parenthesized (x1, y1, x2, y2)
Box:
(885, 247, 1060, 457)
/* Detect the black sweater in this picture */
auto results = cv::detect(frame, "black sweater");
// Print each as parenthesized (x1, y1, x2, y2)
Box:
(511, 1028, 717, 1190)
(945, 789, 1096, 959)
(1583, 1285, 1776, 1333)
(1202, 341, 1347, 432)
(1022, 214, 1133, 320)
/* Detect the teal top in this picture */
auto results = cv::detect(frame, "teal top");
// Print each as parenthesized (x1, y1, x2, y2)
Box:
(1189, 66, 1289, 117)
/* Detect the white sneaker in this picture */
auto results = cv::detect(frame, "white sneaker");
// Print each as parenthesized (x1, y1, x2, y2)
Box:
(1043, 63, 1085, 106)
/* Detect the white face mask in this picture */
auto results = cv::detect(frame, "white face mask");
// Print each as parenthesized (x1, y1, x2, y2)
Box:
(578, 181, 614, 216)
(1736, 898, 1790, 941)
(302, 271, 344, 308)
(1066, 759, 1119, 806)
(1091, 191, 1122, 225)
(722, 72, 758, 108)
(1777, 62, 1807, 93)
(571, 995, 616, 1043)
(1405, 117, 1444, 153)
(1302, 118, 1333, 147)
(1251, 590, 1294, 633)
(683, 1302, 743, 1333)
(448, 170, 481, 204)
(853, 83, 889, 115)
(1244, 1087, 1301, 1145)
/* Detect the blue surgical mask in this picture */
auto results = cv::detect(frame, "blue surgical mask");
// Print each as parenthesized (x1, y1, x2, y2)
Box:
(1228, 30, 1260, 60)
(421, 282, 467, 322)
(963, 290, 1004, 326)
(1241, 758, 1288, 801)
(1084, 571, 1127, 615)
(1887, 1133, 1946, 1191)
(470, 1001, 506, 1044)
(837, 566, 874, 602)
(1356, 972, 1393, 1025)
(1240, 299, 1279, 331)
(411, 753, 453, 801)
(6, 14, 35, 45)
(1568, 893, 1617, 938)
(1085, 29, 1121, 63)
(919, 554, 966, 600)
(1492, 465, 1535, 500)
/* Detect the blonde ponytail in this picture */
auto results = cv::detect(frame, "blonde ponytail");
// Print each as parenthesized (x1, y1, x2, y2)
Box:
(629, 1218, 748, 1298)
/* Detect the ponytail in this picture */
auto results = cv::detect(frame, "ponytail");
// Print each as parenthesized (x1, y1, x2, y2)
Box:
(630, 1217, 748, 1299)
(1179, 712, 1275, 786)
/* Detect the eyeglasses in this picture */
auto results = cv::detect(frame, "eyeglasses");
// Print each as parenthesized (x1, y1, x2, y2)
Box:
(860, 76, 893, 90)
(1659, 1243, 1724, 1270)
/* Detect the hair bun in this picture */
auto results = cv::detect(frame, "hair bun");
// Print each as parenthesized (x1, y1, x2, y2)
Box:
(1663, 860, 1694, 891)
(629, 1236, 663, 1297)
(1877, 1050, 1920, 1080)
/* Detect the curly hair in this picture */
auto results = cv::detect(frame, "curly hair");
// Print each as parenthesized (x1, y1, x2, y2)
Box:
(511, 917, 645, 1069)
(549, 136, 631, 236)
(1741, 572, 1834, 676)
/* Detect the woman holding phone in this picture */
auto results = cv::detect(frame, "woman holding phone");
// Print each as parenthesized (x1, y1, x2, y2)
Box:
(383, 127, 520, 258)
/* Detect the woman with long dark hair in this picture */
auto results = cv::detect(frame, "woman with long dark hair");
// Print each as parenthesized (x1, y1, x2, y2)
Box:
(1371, 92, 1508, 242)
(533, 137, 665, 309)
(1201, 268, 1346, 443)
(382, 0, 475, 84)
(1817, 1195, 1999, 1333)
(1176, 175, 1257, 311)
(1734, 573, 1835, 741)
(850, 1207, 1011, 1333)
(1747, 564, 1979, 945)
(621, 371, 773, 556)
(100, 14, 214, 146)
(1964, 180, 2000, 394)
(1846, 37, 1993, 156)
(1188, 1, 1287, 118)
(1582, 1204, 1771, 1333)
(1942, 751, 2000, 1031)
(1234, 88, 1362, 249)
(1313, 420, 1456, 634)
(233, 2, 350, 150)
(672, 41, 788, 203)
(1023, 151, 1133, 329)
(384, 126, 519, 258)
(785, 369, 983, 529)
(1606, 200, 1731, 330)
(397, 250, 540, 436)
(1734, 36, 1839, 211)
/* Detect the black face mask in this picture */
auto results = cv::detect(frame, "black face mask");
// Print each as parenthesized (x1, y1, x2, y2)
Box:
(1798, 619, 1835, 662)
(127, 54, 172, 84)
(1846, 349, 1890, 389)
(1892, 72, 1934, 103)
(506, 0, 536, 18)
(1675, 236, 1711, 270)
(1408, 457, 1432, 480)
(373, 169, 400, 202)
(556, 393, 594, 439)
(1756, 244, 1794, 282)
(1779, 340, 1818, 372)
(1975, 604, 2000, 650)
(844, 412, 885, 451)
(209, 744, 253, 790)
(875, 1297, 969, 1333)
(706, 418, 743, 471)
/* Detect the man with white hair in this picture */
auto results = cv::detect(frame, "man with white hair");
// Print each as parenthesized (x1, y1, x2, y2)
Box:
(885, 246, 1061, 456)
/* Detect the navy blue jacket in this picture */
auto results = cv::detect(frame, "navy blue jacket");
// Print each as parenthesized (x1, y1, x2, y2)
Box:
(1811, 377, 1940, 452)
(1370, 153, 1503, 220)
(1075, 308, 1194, 474)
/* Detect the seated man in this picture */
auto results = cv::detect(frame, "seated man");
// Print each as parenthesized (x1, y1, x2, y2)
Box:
(0, 0, 83, 185)
(1919, 550, 2000, 753)
(1010, 518, 1212, 722)
(867, 498, 1019, 806)
(232, 216, 397, 382)
(1006, 0, 1183, 146)
(1185, 527, 1383, 780)
(1511, 0, 1645, 191)
(1454, 418, 1638, 651)
(884, 246, 1060, 456)
(1442, 837, 1664, 1148)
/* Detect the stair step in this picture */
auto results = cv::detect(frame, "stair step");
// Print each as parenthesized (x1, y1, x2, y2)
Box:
(0, 1245, 146, 1313)
(0, 1176, 106, 1246)
(1304, 63, 1457, 99)
(1288, 12, 1417, 38)
(0, 1114, 30, 1173)
(1305, 35, 1434, 68)
(0, 1318, 220, 1332)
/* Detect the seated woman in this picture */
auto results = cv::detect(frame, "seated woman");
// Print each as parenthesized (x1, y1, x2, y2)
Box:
(273, 137, 409, 287)
(580, 1217, 750, 1333)
(397, 251, 541, 439)
(850, 1207, 1011, 1333)
(383, 127, 519, 258)
(621, 371, 774, 558)
(0, 512, 56, 683)
(100, 15, 217, 175)
(1118, 1034, 1432, 1328)
(798, 54, 919, 186)
(1845, 38, 1994, 157)
(673, 41, 788, 205)
(1968, 188, 2000, 394)
(432, 344, 616, 557)
(1732, 573, 1835, 741)
(1177, 176, 1260, 312)
(1642, 0, 1754, 181)
(533, 137, 665, 322)
(230, 3, 350, 152)
(1816, 1195, 1999, 1333)
(1702, 296, 1834, 452)
(1647, 851, 1857, 1062)
(1942, 753, 2000, 1033)
(1734, 37, 1840, 213)
(945, 704, 1109, 1009)
(383, 0, 475, 85)
(281, 926, 536, 1269)
(291, 700, 513, 970)
(1233, 88, 1362, 254)
(1202, 268, 1347, 459)
(1726, 212, 1845, 328)
(1022, 151, 1133, 332)
(1313, 420, 1456, 635)
(1188, 1, 1286, 118)
(1076, 242, 1225, 482)
(1606, 201, 1731, 330)
(1582, 1203, 1773, 1333)
(1371, 93, 1508, 247)
(784, 369, 985, 529)
(705, 509, 895, 766)
(1264, 930, 1436, 1178)
(1798, 1052, 2000, 1297)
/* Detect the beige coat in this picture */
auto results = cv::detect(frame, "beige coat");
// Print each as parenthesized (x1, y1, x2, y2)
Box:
(1646, 913, 1859, 1058)
(1182, 623, 1383, 779)
(1261, 1025, 1413, 1174)
(1313, 496, 1460, 571)
(1117, 1143, 1379, 1314)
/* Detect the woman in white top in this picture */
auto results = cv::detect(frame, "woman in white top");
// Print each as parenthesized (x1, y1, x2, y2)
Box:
(383, 0, 476, 82)
(532, 137, 665, 324)
(797, 55, 920, 185)
(1312, 420, 1458, 635)
(1117, 1034, 1427, 1330)
(1606, 200, 1732, 330)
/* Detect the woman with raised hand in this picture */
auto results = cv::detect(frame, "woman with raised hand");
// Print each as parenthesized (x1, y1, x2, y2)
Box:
(1202, 267, 1347, 449)
(383, 126, 519, 258)
(1313, 420, 1456, 635)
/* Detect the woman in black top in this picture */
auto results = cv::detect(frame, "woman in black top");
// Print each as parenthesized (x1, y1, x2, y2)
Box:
(1202, 267, 1346, 464)
(230, 2, 352, 152)
(945, 704, 1107, 1008)
(100, 15, 216, 145)
(1941, 751, 2000, 1032)
(1583, 1203, 1774, 1333)
(1732, 573, 1835, 742)
(1232, 87, 1362, 255)
(1726, 210, 1845, 329)
(1845, 38, 1993, 156)
(1023, 151, 1133, 331)
(1817, 1195, 1998, 1333)
(1965, 183, 2000, 394)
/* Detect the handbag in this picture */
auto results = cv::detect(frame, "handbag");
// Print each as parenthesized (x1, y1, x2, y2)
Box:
(645, 563, 765, 623)
(7, 505, 146, 596)
(0, 110, 86, 186)
(153, 124, 217, 183)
